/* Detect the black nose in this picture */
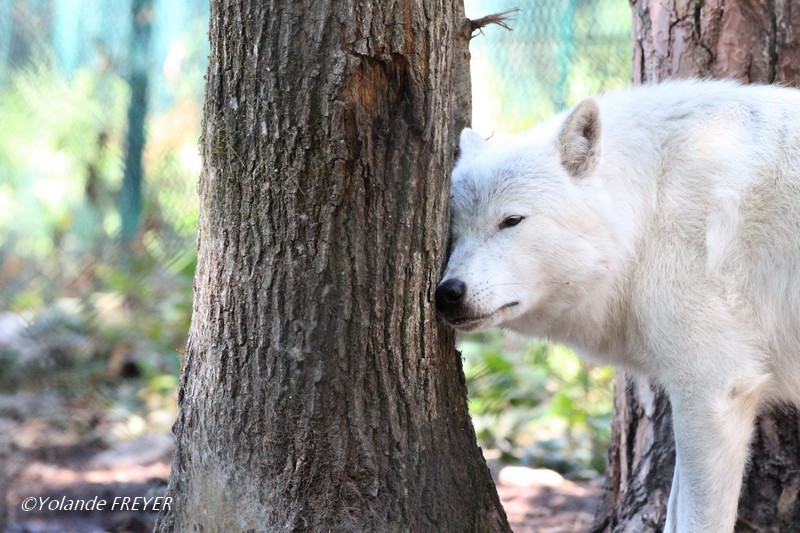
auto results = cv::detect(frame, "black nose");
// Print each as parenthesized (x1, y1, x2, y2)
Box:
(435, 279, 466, 313)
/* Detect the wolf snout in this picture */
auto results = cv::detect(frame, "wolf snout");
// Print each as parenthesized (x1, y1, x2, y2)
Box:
(435, 278, 466, 314)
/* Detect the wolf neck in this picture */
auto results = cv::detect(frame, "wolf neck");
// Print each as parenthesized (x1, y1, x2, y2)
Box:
(502, 201, 641, 367)
(547, 217, 638, 366)
(570, 161, 654, 366)
(507, 264, 633, 367)
(530, 140, 653, 367)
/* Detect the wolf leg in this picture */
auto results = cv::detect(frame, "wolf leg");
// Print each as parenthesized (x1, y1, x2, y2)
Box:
(665, 372, 768, 532)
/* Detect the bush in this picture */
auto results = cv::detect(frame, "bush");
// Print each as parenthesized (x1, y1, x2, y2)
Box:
(461, 331, 613, 478)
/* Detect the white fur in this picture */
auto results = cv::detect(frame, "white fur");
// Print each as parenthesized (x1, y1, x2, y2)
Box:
(440, 79, 800, 532)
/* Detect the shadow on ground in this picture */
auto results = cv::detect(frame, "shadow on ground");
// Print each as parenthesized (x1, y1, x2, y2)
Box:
(3, 429, 600, 533)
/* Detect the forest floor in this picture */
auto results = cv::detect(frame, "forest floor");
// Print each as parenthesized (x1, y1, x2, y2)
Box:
(2, 392, 602, 533)
(490, 464, 601, 533)
(4, 444, 602, 533)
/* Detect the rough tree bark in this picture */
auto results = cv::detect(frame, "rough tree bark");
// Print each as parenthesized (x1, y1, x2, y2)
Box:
(591, 2, 800, 532)
(155, 1, 510, 531)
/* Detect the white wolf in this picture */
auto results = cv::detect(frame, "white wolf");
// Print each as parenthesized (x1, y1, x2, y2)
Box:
(436, 79, 800, 533)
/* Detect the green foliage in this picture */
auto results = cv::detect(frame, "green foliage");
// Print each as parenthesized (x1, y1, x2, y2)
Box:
(0, 47, 201, 308)
(461, 331, 614, 478)
(0, 48, 200, 438)
(0, 57, 127, 262)
(0, 249, 192, 422)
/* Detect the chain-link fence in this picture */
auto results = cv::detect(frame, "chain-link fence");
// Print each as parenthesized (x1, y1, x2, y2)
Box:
(466, 0, 631, 135)
(0, 1, 209, 444)
(0, 0, 207, 309)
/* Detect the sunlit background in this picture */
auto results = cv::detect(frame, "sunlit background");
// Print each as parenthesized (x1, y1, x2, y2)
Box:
(0, 0, 631, 529)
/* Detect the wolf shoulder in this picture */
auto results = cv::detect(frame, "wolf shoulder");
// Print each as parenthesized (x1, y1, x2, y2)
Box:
(602, 82, 800, 372)
(598, 80, 800, 170)
(599, 79, 800, 126)
(596, 80, 800, 254)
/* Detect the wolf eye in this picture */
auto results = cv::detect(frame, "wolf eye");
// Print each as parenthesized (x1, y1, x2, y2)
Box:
(499, 215, 525, 229)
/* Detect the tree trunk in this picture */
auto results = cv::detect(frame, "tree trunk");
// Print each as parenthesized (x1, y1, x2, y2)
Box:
(155, 1, 510, 531)
(592, 2, 800, 532)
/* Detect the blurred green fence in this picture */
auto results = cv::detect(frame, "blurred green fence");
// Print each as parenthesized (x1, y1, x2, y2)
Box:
(0, 0, 631, 475)
(466, 0, 631, 135)
(0, 0, 207, 311)
(0, 0, 209, 437)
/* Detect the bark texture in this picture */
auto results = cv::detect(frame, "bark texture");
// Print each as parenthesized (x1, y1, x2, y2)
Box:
(592, 1, 800, 532)
(591, 376, 675, 532)
(154, 1, 511, 531)
(631, 0, 800, 86)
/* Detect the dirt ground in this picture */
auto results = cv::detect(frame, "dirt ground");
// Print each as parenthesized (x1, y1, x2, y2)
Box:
(492, 465, 601, 533)
(4, 432, 601, 533)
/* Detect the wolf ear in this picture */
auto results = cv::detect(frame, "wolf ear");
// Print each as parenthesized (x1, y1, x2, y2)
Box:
(557, 98, 601, 178)
(457, 128, 488, 164)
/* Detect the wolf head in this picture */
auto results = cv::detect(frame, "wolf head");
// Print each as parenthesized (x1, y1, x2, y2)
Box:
(436, 98, 623, 342)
